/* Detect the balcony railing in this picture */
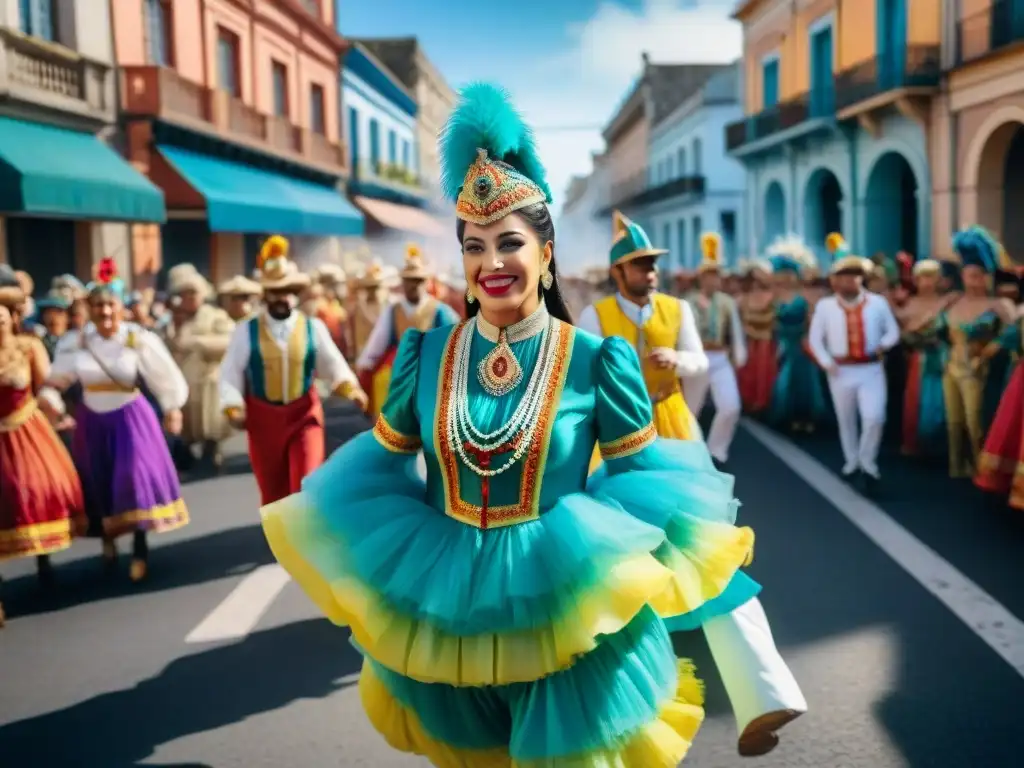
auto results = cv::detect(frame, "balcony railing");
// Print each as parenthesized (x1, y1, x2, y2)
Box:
(0, 28, 113, 121)
(725, 93, 811, 152)
(957, 0, 1024, 67)
(121, 65, 346, 173)
(355, 160, 426, 196)
(598, 174, 705, 214)
(835, 45, 940, 112)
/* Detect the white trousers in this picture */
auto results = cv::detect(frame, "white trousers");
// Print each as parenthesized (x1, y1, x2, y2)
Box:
(826, 362, 887, 476)
(703, 597, 808, 736)
(684, 351, 741, 462)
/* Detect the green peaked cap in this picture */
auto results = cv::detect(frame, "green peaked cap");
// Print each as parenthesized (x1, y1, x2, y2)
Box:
(609, 210, 667, 268)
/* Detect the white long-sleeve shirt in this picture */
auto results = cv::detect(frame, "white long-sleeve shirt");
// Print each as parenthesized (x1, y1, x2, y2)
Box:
(44, 322, 189, 414)
(577, 293, 709, 377)
(219, 309, 356, 409)
(356, 297, 457, 369)
(808, 291, 900, 369)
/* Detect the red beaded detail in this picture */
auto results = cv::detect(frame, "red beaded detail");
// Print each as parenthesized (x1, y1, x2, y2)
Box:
(434, 322, 575, 528)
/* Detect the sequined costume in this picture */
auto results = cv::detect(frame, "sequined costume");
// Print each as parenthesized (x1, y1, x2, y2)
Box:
(259, 83, 803, 766)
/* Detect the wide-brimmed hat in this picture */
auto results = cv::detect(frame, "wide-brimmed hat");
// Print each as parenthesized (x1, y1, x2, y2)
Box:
(36, 288, 72, 311)
(218, 275, 263, 297)
(400, 244, 432, 280)
(312, 263, 346, 286)
(358, 260, 385, 288)
(826, 233, 868, 276)
(256, 235, 310, 292)
(609, 211, 667, 267)
(168, 263, 211, 298)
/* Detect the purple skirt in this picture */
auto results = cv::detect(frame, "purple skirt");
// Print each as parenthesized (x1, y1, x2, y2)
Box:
(72, 395, 188, 538)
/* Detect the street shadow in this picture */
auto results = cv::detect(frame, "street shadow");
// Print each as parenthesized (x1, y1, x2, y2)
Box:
(0, 619, 361, 768)
(0, 523, 276, 620)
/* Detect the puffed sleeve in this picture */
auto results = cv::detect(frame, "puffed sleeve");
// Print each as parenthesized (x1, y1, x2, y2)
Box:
(588, 336, 759, 629)
(136, 328, 189, 412)
(370, 328, 423, 454)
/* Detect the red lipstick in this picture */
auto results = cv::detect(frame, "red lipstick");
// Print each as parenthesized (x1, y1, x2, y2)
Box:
(478, 274, 517, 297)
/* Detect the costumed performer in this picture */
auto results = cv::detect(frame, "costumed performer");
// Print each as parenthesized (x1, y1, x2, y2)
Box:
(683, 232, 748, 466)
(941, 227, 1016, 479)
(355, 244, 460, 418)
(259, 82, 805, 766)
(808, 235, 900, 493)
(311, 263, 351, 358)
(219, 236, 369, 506)
(766, 235, 828, 432)
(576, 211, 707, 473)
(161, 264, 236, 470)
(0, 267, 85, 626)
(349, 259, 386, 362)
(33, 285, 72, 361)
(43, 258, 189, 582)
(735, 257, 778, 414)
(896, 259, 951, 457)
(217, 275, 262, 323)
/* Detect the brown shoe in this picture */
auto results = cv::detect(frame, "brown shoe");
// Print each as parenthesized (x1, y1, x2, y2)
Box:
(738, 709, 804, 757)
(129, 558, 148, 583)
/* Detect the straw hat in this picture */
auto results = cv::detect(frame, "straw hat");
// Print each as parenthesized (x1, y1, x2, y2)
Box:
(313, 263, 346, 286)
(399, 244, 431, 280)
(825, 233, 869, 276)
(358, 259, 385, 288)
(217, 275, 263, 297)
(257, 235, 310, 292)
(168, 263, 211, 298)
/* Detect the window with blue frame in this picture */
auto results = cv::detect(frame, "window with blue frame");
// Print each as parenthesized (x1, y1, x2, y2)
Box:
(348, 106, 359, 169)
(144, 0, 172, 66)
(809, 22, 834, 116)
(677, 219, 687, 268)
(692, 216, 702, 260)
(692, 138, 702, 175)
(369, 119, 380, 170)
(663, 224, 672, 252)
(402, 140, 410, 169)
(678, 147, 687, 177)
(388, 130, 397, 164)
(762, 57, 779, 109)
(20, 0, 56, 41)
(666, 156, 674, 180)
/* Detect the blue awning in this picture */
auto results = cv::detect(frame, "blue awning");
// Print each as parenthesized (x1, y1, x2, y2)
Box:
(158, 145, 364, 236)
(0, 116, 165, 222)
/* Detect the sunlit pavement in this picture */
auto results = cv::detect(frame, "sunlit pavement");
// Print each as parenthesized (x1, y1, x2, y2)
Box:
(2, 404, 1024, 767)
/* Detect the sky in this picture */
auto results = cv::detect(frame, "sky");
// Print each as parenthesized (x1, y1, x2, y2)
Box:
(337, 0, 743, 215)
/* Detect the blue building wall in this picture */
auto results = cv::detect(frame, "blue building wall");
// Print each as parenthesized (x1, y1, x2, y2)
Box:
(642, 67, 746, 271)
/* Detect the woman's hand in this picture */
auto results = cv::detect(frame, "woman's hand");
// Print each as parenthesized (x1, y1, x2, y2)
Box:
(163, 409, 183, 435)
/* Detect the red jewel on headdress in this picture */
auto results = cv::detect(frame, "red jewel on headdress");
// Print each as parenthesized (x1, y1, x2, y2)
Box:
(97, 257, 117, 284)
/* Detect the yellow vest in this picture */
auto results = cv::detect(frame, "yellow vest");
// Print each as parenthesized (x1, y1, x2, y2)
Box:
(594, 293, 683, 402)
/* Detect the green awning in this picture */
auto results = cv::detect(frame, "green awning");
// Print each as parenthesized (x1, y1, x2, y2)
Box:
(0, 116, 166, 222)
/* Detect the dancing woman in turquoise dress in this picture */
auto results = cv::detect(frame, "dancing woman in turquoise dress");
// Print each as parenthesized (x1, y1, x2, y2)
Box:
(260, 84, 804, 766)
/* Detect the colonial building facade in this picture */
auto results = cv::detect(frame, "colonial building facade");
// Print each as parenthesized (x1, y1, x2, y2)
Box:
(728, 0, 939, 266)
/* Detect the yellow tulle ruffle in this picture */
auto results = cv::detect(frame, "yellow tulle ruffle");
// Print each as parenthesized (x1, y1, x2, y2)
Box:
(360, 658, 705, 768)
(263, 497, 675, 686)
(649, 524, 755, 619)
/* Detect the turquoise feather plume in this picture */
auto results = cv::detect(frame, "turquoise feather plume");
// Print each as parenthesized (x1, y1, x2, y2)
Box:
(953, 225, 998, 273)
(439, 82, 552, 204)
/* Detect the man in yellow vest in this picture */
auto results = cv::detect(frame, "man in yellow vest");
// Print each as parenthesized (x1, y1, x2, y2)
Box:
(684, 231, 748, 466)
(577, 211, 707, 443)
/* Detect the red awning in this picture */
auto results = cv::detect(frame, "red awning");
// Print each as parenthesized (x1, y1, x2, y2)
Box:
(353, 195, 449, 238)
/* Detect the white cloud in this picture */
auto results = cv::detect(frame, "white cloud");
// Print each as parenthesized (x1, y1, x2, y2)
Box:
(502, 0, 743, 215)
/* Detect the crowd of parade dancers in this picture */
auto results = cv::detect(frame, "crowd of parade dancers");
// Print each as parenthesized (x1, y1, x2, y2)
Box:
(0, 81, 1021, 764)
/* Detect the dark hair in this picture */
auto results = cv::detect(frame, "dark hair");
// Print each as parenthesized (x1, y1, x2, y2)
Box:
(456, 201, 574, 324)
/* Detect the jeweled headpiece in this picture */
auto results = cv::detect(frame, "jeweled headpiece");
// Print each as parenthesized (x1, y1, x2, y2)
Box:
(87, 257, 126, 301)
(440, 83, 553, 225)
(826, 232, 867, 276)
(765, 233, 814, 274)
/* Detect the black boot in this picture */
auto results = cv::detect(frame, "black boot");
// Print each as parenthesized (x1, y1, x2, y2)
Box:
(37, 554, 55, 591)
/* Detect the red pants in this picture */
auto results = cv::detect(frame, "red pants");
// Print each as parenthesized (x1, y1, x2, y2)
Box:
(246, 389, 325, 506)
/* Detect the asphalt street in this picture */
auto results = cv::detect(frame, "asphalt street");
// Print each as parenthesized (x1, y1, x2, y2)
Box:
(2, 402, 1024, 768)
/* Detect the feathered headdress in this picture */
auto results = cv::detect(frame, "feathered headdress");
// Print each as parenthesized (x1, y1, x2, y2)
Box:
(952, 226, 999, 274)
(440, 82, 552, 225)
(765, 233, 814, 274)
(87, 257, 126, 301)
(695, 231, 724, 274)
(258, 235, 289, 271)
(826, 232, 868, 276)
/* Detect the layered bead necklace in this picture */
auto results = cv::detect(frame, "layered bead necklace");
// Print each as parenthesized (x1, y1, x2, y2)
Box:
(448, 305, 559, 478)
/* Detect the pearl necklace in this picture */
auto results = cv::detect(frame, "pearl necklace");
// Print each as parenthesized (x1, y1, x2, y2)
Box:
(447, 310, 559, 477)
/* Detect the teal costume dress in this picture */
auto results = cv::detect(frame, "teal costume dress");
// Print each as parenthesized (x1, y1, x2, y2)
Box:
(769, 295, 827, 428)
(901, 316, 948, 454)
(261, 309, 758, 766)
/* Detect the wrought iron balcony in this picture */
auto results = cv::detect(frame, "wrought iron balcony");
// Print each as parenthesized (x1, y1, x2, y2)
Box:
(121, 65, 346, 174)
(725, 94, 810, 152)
(0, 28, 114, 123)
(956, 0, 1024, 67)
(597, 173, 705, 215)
(835, 45, 940, 112)
(353, 160, 426, 199)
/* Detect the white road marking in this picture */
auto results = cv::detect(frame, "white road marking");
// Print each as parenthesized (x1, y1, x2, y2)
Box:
(185, 564, 291, 644)
(742, 418, 1024, 679)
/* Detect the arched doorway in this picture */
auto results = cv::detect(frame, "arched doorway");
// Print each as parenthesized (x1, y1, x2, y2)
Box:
(975, 121, 1024, 263)
(864, 152, 918, 260)
(763, 181, 786, 247)
(803, 168, 843, 266)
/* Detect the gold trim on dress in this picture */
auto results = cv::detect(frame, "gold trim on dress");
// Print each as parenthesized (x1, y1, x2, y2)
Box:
(84, 382, 139, 394)
(599, 421, 657, 460)
(0, 398, 38, 431)
(434, 322, 575, 529)
(0, 518, 72, 560)
(102, 498, 190, 539)
(372, 413, 422, 454)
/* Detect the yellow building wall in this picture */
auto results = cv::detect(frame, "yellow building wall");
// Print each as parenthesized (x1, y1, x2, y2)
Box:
(838, 0, 876, 68)
(908, 0, 941, 45)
